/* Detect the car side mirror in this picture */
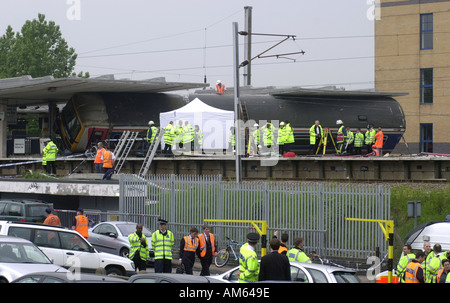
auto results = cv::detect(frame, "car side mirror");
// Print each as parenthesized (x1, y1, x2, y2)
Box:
(108, 232, 118, 238)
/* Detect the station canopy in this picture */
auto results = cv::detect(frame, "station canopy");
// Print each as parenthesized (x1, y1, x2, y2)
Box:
(159, 97, 234, 150)
(0, 75, 208, 107)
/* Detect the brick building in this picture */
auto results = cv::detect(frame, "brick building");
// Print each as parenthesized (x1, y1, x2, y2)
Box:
(375, 0, 450, 153)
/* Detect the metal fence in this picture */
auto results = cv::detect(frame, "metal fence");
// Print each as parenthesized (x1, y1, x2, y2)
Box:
(118, 174, 390, 263)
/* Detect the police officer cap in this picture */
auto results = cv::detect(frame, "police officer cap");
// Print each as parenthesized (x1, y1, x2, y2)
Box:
(158, 218, 168, 225)
(247, 232, 260, 243)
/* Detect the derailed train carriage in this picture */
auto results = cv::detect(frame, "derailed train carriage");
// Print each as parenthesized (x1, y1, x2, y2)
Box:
(57, 87, 406, 154)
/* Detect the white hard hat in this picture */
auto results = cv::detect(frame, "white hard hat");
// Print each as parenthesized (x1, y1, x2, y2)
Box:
(336, 120, 343, 125)
(148, 121, 154, 125)
(216, 80, 221, 84)
(254, 123, 259, 127)
(280, 122, 285, 126)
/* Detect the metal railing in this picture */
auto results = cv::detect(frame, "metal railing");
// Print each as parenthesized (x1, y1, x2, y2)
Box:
(118, 174, 390, 262)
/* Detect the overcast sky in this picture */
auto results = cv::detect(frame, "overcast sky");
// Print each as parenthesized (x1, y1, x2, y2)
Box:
(0, 0, 376, 90)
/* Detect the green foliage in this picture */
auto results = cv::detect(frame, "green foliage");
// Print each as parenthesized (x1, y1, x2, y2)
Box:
(0, 13, 78, 78)
(391, 184, 450, 259)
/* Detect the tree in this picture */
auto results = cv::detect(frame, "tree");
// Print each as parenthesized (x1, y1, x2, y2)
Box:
(0, 13, 80, 78)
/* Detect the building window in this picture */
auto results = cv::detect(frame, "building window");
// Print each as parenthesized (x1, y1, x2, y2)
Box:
(420, 124, 433, 153)
(420, 13, 433, 50)
(420, 68, 433, 104)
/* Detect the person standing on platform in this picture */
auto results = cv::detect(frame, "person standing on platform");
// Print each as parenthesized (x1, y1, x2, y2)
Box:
(353, 128, 364, 155)
(43, 139, 58, 175)
(239, 233, 260, 283)
(94, 141, 105, 173)
(216, 80, 225, 95)
(128, 223, 150, 273)
(258, 238, 291, 282)
(309, 120, 323, 155)
(163, 121, 175, 156)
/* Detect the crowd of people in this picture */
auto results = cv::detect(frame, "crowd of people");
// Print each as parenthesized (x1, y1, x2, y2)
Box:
(396, 242, 450, 283)
(147, 119, 385, 158)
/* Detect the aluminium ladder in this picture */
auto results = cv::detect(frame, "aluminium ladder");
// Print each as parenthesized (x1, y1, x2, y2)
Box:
(114, 131, 139, 173)
(138, 128, 163, 176)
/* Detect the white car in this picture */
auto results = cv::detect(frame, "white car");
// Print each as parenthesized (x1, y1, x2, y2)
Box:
(0, 235, 68, 283)
(0, 221, 135, 276)
(210, 261, 360, 283)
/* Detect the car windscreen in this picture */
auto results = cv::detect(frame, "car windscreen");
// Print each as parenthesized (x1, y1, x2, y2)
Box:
(333, 271, 360, 283)
(27, 205, 48, 218)
(117, 223, 152, 237)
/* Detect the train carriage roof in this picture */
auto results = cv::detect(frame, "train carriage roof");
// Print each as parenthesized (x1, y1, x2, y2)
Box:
(0, 75, 208, 107)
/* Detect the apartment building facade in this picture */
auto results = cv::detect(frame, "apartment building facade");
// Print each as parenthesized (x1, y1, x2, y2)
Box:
(375, 0, 450, 153)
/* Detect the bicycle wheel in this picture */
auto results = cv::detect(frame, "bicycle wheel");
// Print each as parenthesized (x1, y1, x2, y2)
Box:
(215, 248, 230, 267)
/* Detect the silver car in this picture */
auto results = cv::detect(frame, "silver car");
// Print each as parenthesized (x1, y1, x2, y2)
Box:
(88, 221, 154, 261)
(0, 235, 68, 283)
(210, 261, 360, 283)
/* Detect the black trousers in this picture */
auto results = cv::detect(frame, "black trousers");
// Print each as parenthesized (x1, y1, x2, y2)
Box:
(154, 259, 172, 273)
(182, 252, 196, 275)
(132, 253, 147, 272)
(199, 252, 213, 276)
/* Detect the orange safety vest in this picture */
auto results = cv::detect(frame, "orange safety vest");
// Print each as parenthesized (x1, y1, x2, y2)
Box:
(198, 233, 216, 257)
(94, 148, 105, 164)
(183, 236, 199, 252)
(216, 84, 225, 95)
(75, 215, 89, 239)
(278, 245, 288, 254)
(405, 261, 421, 283)
(102, 150, 114, 168)
(43, 214, 61, 226)
(374, 131, 384, 148)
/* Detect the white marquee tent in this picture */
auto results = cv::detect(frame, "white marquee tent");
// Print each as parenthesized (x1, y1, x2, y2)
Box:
(159, 98, 234, 150)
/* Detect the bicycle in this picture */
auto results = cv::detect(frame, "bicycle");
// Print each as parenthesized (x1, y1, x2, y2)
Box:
(214, 236, 242, 267)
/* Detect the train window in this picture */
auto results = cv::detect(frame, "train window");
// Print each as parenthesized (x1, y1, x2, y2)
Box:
(62, 102, 82, 143)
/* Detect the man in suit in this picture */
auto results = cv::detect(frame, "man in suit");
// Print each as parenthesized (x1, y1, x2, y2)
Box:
(258, 238, 291, 281)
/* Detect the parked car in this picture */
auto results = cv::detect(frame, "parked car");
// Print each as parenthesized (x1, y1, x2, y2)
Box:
(12, 272, 128, 283)
(128, 273, 225, 283)
(210, 261, 360, 283)
(0, 199, 53, 223)
(0, 221, 136, 276)
(88, 221, 154, 262)
(0, 235, 68, 283)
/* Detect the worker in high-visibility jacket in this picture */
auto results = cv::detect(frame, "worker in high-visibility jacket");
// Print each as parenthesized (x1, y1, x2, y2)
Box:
(101, 146, 115, 174)
(216, 80, 225, 95)
(404, 252, 426, 283)
(396, 244, 416, 283)
(336, 120, 347, 155)
(250, 123, 260, 156)
(427, 244, 450, 283)
(277, 122, 287, 156)
(346, 127, 354, 155)
(94, 141, 105, 173)
(43, 139, 58, 175)
(309, 120, 323, 155)
(128, 223, 150, 273)
(163, 121, 175, 156)
(261, 121, 275, 149)
(72, 208, 89, 239)
(151, 219, 175, 273)
(183, 121, 194, 153)
(284, 121, 295, 153)
(198, 225, 217, 276)
(365, 124, 376, 154)
(353, 128, 365, 155)
(146, 121, 158, 144)
(373, 127, 384, 156)
(194, 125, 204, 154)
(287, 237, 312, 263)
(437, 258, 450, 283)
(239, 232, 260, 283)
(173, 120, 185, 150)
(179, 227, 199, 275)
(228, 126, 236, 153)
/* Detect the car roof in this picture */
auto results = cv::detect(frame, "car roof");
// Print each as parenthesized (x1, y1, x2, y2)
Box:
(0, 220, 69, 231)
(0, 235, 34, 244)
(129, 273, 224, 283)
(0, 199, 51, 205)
(290, 261, 356, 273)
(12, 272, 128, 283)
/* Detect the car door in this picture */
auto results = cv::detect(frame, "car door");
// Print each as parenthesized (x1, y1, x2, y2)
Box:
(290, 264, 314, 283)
(58, 231, 101, 273)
